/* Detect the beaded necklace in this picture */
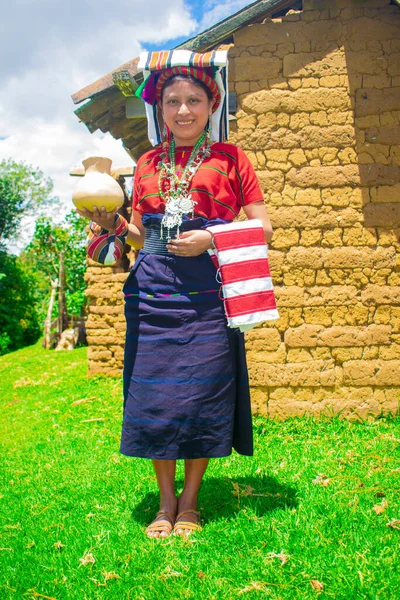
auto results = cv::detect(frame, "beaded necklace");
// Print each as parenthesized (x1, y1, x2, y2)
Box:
(157, 131, 211, 241)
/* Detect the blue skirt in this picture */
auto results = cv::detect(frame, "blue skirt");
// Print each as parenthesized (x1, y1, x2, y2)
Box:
(120, 214, 253, 460)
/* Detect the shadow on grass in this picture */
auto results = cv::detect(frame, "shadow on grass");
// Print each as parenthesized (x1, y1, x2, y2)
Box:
(131, 475, 298, 525)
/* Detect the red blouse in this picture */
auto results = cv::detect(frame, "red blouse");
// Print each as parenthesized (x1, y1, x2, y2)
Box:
(132, 142, 264, 221)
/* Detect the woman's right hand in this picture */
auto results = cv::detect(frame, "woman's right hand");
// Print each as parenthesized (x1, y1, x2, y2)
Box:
(76, 205, 120, 231)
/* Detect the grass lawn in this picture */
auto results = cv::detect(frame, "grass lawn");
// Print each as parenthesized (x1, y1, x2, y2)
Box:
(0, 343, 399, 600)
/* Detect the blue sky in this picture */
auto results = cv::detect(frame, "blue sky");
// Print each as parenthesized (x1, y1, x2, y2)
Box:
(0, 0, 252, 251)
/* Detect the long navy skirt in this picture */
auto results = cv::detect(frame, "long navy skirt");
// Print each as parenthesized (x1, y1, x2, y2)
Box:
(120, 214, 253, 460)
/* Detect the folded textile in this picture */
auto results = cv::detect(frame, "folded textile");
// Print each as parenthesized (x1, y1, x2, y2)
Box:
(87, 214, 129, 265)
(206, 219, 279, 332)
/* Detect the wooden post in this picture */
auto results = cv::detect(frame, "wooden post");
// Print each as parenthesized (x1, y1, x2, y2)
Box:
(44, 279, 58, 349)
(58, 251, 68, 336)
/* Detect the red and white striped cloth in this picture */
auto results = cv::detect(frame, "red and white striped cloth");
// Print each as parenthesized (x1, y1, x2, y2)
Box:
(206, 219, 279, 331)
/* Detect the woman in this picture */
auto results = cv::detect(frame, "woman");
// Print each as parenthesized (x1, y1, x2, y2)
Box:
(79, 51, 274, 539)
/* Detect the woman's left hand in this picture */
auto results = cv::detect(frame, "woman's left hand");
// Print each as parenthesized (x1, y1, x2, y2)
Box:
(166, 230, 213, 257)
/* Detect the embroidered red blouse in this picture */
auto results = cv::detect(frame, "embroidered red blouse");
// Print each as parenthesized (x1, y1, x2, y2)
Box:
(132, 142, 264, 221)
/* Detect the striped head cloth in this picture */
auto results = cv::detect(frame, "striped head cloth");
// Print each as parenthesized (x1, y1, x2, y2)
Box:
(136, 50, 229, 146)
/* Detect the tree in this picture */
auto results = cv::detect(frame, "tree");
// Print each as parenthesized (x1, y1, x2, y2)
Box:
(0, 159, 56, 244)
(21, 211, 88, 322)
(0, 251, 41, 355)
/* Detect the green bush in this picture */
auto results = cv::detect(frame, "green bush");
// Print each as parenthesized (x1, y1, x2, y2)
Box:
(0, 250, 41, 355)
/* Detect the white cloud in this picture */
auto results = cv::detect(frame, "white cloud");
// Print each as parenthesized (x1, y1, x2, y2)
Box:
(0, 0, 247, 253)
(0, 0, 200, 252)
(199, 0, 251, 31)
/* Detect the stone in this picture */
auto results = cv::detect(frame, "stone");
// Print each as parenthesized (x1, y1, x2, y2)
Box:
(235, 21, 307, 48)
(284, 325, 325, 347)
(256, 170, 285, 193)
(286, 348, 314, 362)
(300, 229, 323, 246)
(249, 359, 337, 387)
(331, 347, 363, 363)
(306, 285, 359, 306)
(241, 88, 352, 115)
(346, 52, 388, 77)
(232, 56, 282, 82)
(286, 165, 360, 188)
(245, 328, 282, 352)
(343, 360, 400, 386)
(275, 286, 306, 307)
(285, 324, 391, 348)
(319, 325, 391, 347)
(363, 74, 392, 90)
(237, 114, 257, 130)
(361, 285, 400, 305)
(267, 205, 336, 228)
(269, 228, 300, 249)
(289, 113, 311, 131)
(342, 227, 378, 246)
(323, 247, 395, 269)
(283, 51, 347, 79)
(286, 247, 324, 269)
(303, 307, 333, 326)
(363, 203, 400, 227)
(347, 16, 400, 44)
(355, 88, 400, 118)
(301, 78, 319, 88)
(321, 229, 343, 247)
(365, 126, 400, 146)
(246, 344, 286, 364)
(249, 387, 269, 416)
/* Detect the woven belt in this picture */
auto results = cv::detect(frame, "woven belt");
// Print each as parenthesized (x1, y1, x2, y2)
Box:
(142, 224, 208, 256)
(143, 225, 178, 255)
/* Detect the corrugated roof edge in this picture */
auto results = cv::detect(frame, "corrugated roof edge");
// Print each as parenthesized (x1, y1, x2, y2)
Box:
(72, 57, 140, 105)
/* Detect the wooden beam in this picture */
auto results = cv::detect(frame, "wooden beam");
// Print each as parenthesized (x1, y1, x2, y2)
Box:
(112, 70, 138, 97)
(126, 96, 147, 118)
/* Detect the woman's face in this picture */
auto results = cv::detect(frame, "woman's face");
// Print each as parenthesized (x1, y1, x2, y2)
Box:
(161, 79, 215, 147)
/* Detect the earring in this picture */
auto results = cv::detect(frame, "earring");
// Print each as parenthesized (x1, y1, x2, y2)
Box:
(205, 116, 212, 144)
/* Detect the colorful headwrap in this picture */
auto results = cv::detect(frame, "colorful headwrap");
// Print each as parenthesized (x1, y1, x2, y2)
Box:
(136, 50, 229, 146)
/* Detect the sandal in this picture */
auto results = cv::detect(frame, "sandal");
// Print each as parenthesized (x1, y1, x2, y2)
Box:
(145, 510, 175, 538)
(173, 509, 202, 536)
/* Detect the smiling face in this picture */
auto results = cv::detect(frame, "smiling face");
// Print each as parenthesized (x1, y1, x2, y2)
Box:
(160, 78, 215, 147)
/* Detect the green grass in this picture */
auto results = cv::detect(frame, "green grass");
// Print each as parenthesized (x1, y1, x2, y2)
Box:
(0, 343, 399, 600)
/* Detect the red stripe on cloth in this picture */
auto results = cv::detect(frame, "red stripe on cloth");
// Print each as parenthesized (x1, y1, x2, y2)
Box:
(224, 290, 277, 317)
(213, 228, 265, 251)
(115, 215, 129, 236)
(220, 258, 271, 283)
(209, 253, 219, 269)
(87, 235, 107, 260)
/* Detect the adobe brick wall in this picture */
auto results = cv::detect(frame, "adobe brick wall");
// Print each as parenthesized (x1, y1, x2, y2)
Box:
(85, 261, 129, 377)
(229, 0, 400, 420)
(85, 0, 400, 421)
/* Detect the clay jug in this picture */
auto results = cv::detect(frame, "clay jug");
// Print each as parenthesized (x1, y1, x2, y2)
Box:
(72, 156, 124, 212)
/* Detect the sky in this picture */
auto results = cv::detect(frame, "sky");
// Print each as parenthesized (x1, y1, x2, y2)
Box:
(0, 0, 252, 252)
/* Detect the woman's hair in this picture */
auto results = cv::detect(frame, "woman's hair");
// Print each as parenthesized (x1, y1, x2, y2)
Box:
(160, 74, 214, 102)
